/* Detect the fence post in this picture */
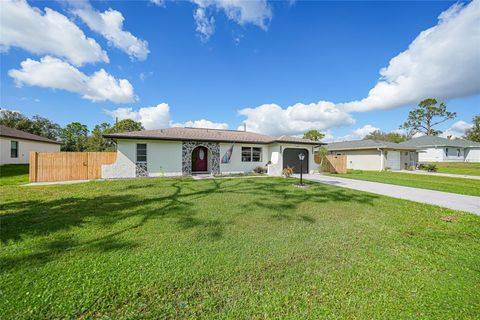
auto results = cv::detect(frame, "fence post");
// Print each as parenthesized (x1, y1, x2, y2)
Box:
(29, 152, 38, 182)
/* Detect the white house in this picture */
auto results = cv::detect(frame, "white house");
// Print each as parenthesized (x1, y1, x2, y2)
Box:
(399, 136, 480, 163)
(326, 140, 417, 171)
(0, 125, 61, 165)
(102, 127, 322, 178)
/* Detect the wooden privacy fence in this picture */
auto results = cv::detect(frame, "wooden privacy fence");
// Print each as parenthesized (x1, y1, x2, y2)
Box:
(314, 155, 347, 174)
(29, 152, 117, 182)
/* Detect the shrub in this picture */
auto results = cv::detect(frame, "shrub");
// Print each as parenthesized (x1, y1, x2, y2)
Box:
(282, 166, 294, 177)
(253, 166, 266, 174)
(418, 163, 437, 172)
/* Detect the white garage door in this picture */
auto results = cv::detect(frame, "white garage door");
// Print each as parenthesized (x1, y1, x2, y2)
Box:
(386, 151, 401, 170)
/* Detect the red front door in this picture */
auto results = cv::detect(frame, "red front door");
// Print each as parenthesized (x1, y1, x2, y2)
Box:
(192, 146, 208, 172)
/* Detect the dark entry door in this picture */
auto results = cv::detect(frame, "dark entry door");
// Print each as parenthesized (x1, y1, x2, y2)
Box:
(192, 146, 208, 172)
(283, 148, 309, 173)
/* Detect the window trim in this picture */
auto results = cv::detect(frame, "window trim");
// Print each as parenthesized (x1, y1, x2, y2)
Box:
(136, 143, 147, 163)
(10, 140, 18, 158)
(241, 146, 262, 162)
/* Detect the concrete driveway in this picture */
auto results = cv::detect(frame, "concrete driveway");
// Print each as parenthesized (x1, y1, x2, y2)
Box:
(300, 174, 480, 215)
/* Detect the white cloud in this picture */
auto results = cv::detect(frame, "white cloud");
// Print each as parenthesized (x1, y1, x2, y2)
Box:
(194, 7, 215, 41)
(192, 0, 272, 40)
(69, 0, 149, 60)
(105, 103, 171, 130)
(9, 56, 135, 103)
(105, 103, 228, 130)
(440, 120, 472, 138)
(150, 0, 166, 7)
(0, 0, 108, 66)
(341, 0, 480, 112)
(173, 119, 228, 129)
(333, 124, 379, 142)
(237, 101, 355, 136)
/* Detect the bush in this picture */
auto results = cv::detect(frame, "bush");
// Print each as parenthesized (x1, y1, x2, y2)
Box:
(282, 166, 294, 177)
(253, 166, 266, 174)
(418, 163, 437, 172)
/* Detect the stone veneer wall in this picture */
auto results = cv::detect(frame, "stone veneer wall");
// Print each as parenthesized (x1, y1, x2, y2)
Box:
(135, 163, 148, 177)
(182, 141, 220, 175)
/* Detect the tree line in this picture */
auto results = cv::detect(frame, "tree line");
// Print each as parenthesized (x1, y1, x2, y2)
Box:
(303, 99, 479, 143)
(0, 110, 144, 151)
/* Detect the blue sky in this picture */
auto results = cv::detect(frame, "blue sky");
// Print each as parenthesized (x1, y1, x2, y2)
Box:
(1, 0, 479, 140)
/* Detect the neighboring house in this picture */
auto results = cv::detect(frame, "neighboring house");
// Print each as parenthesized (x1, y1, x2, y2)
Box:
(326, 139, 417, 171)
(399, 136, 480, 163)
(0, 125, 61, 165)
(102, 127, 322, 178)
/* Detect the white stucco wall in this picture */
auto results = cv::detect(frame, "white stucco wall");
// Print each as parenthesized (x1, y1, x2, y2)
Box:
(147, 140, 183, 176)
(417, 147, 444, 162)
(267, 143, 317, 175)
(332, 149, 383, 171)
(219, 143, 269, 174)
(0, 136, 60, 165)
(102, 139, 183, 179)
(465, 148, 480, 162)
(102, 140, 136, 179)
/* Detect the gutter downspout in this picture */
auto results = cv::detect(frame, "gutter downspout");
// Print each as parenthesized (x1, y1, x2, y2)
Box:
(377, 148, 383, 171)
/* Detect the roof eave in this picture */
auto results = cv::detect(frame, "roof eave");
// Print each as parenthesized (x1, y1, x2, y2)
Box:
(0, 134, 62, 145)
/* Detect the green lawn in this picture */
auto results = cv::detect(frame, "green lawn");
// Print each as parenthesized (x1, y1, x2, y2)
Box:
(0, 164, 29, 186)
(1, 176, 479, 319)
(425, 162, 480, 176)
(333, 171, 480, 197)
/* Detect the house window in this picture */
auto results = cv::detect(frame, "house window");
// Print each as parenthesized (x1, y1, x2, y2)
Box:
(241, 147, 262, 162)
(136, 143, 147, 162)
(457, 149, 461, 157)
(10, 141, 18, 158)
(445, 148, 449, 156)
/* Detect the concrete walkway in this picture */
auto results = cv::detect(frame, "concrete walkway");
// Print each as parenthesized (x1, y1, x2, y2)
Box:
(399, 170, 480, 180)
(300, 174, 480, 215)
(22, 180, 92, 186)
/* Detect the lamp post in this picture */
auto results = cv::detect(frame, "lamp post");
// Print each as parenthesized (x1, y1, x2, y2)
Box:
(298, 153, 305, 185)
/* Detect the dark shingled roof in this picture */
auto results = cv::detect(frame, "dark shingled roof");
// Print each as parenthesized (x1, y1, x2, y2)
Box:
(103, 127, 323, 145)
(326, 139, 416, 151)
(0, 125, 61, 144)
(399, 135, 480, 148)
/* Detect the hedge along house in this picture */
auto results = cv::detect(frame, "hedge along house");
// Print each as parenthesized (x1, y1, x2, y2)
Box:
(326, 139, 417, 171)
(102, 127, 323, 178)
(398, 136, 480, 163)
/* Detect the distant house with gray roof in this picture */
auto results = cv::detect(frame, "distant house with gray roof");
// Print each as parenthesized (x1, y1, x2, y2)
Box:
(0, 125, 61, 165)
(399, 136, 480, 163)
(326, 139, 417, 171)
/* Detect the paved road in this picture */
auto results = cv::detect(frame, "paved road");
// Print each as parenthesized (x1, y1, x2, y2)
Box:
(300, 174, 480, 215)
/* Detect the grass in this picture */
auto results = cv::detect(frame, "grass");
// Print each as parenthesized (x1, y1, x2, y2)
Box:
(334, 170, 480, 196)
(0, 164, 29, 186)
(424, 162, 480, 176)
(1, 176, 479, 319)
